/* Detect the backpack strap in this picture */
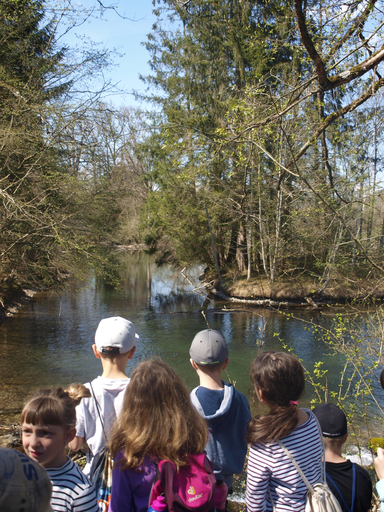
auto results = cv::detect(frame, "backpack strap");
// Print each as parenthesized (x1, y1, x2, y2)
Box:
(89, 381, 108, 444)
(276, 410, 326, 492)
(268, 487, 276, 512)
(326, 463, 356, 512)
(277, 440, 316, 494)
(148, 457, 164, 507)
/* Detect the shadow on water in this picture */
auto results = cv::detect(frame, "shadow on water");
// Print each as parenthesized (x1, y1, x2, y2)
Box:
(1, 251, 384, 440)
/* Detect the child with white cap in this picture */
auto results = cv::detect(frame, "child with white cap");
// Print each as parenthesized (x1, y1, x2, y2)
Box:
(69, 316, 138, 477)
(189, 328, 251, 505)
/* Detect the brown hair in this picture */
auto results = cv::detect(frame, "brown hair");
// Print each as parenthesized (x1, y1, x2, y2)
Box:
(323, 434, 347, 451)
(109, 359, 208, 470)
(99, 346, 135, 364)
(194, 361, 226, 375)
(21, 385, 90, 430)
(246, 351, 305, 444)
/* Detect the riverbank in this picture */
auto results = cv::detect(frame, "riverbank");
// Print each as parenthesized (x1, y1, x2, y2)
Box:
(0, 285, 36, 324)
(203, 271, 384, 308)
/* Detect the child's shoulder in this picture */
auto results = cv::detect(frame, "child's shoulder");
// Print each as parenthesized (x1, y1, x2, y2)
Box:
(47, 458, 92, 489)
(229, 385, 250, 409)
(90, 376, 130, 393)
(231, 385, 248, 399)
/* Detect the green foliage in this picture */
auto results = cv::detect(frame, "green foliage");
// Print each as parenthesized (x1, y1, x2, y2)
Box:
(138, 0, 384, 291)
(0, 2, 147, 289)
(278, 306, 384, 443)
(369, 438, 384, 451)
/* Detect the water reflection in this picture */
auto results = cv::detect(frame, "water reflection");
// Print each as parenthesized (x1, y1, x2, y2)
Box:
(1, 252, 383, 439)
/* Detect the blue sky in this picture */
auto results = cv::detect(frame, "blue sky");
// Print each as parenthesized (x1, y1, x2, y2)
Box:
(57, 0, 158, 107)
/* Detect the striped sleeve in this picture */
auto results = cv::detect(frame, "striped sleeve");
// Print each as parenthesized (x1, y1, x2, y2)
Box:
(246, 444, 272, 511)
(48, 459, 100, 512)
(246, 411, 323, 512)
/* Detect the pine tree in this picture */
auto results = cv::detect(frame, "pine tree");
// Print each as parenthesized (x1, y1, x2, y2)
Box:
(140, 0, 299, 273)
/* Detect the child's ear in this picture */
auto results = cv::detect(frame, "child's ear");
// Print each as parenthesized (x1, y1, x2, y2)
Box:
(127, 346, 136, 360)
(92, 344, 101, 359)
(190, 358, 198, 370)
(66, 427, 76, 444)
(222, 358, 229, 371)
(256, 388, 265, 402)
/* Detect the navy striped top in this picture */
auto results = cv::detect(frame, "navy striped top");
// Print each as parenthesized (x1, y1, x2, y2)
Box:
(47, 458, 100, 512)
(246, 410, 323, 512)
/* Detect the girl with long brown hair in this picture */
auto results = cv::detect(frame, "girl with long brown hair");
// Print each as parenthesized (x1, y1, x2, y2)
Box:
(246, 351, 323, 511)
(109, 359, 209, 512)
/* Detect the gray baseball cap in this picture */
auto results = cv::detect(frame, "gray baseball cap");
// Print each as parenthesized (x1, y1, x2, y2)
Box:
(189, 329, 229, 365)
(0, 448, 53, 512)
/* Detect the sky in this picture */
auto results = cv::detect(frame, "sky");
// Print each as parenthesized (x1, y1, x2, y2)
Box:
(56, 0, 158, 108)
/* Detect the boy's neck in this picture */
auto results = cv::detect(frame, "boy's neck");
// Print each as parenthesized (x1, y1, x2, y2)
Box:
(197, 370, 224, 390)
(100, 360, 129, 380)
(324, 447, 345, 463)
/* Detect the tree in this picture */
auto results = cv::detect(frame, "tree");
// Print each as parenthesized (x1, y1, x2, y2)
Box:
(140, 0, 299, 272)
(0, 0, 123, 289)
(138, 0, 384, 296)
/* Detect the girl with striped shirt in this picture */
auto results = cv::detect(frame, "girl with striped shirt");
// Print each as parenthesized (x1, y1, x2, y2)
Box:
(246, 351, 323, 512)
(22, 386, 99, 512)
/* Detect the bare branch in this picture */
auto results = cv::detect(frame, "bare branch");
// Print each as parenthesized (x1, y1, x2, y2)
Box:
(293, 0, 329, 88)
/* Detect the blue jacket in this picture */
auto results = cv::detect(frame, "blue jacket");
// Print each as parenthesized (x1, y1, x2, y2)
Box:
(190, 382, 251, 480)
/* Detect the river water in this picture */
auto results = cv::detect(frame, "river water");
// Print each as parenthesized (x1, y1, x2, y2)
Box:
(1, 252, 384, 446)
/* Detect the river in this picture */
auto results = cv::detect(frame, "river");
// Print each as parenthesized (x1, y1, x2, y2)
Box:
(1, 251, 383, 448)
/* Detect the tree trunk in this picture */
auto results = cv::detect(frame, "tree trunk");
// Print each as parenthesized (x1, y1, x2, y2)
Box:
(258, 161, 270, 280)
(319, 222, 343, 294)
(226, 223, 239, 265)
(247, 167, 253, 281)
(204, 196, 222, 287)
(236, 222, 247, 272)
(270, 186, 283, 283)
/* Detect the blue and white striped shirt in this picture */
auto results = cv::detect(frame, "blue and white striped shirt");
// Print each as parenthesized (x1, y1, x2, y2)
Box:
(246, 410, 323, 512)
(47, 458, 100, 512)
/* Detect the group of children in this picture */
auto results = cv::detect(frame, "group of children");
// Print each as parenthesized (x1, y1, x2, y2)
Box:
(1, 315, 381, 512)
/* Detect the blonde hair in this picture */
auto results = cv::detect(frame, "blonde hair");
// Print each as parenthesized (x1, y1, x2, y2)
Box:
(64, 383, 91, 406)
(21, 385, 90, 430)
(110, 360, 208, 470)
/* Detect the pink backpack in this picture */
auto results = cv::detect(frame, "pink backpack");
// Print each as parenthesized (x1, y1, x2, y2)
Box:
(149, 454, 216, 512)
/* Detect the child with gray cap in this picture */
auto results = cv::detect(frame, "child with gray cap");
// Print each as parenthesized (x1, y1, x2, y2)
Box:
(313, 403, 372, 512)
(189, 329, 251, 503)
(0, 448, 53, 512)
(69, 316, 138, 477)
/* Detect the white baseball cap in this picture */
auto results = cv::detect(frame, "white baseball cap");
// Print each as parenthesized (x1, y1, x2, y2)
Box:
(95, 316, 139, 354)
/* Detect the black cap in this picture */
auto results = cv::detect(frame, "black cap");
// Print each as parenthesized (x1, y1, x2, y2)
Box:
(312, 403, 347, 437)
